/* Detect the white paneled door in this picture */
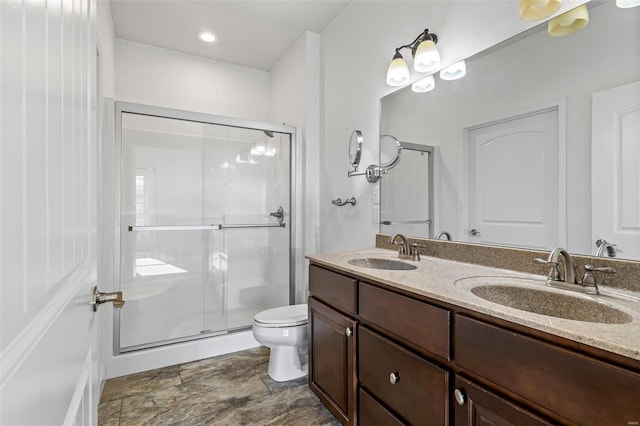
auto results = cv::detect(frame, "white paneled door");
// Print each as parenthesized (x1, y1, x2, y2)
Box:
(467, 108, 560, 250)
(1, 0, 100, 424)
(592, 81, 640, 259)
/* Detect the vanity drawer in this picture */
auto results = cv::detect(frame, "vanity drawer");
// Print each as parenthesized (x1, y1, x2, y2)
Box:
(359, 282, 450, 359)
(358, 388, 404, 426)
(359, 326, 449, 425)
(456, 315, 640, 426)
(309, 264, 357, 315)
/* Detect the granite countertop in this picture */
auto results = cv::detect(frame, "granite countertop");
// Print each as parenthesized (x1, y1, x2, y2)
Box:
(307, 248, 640, 361)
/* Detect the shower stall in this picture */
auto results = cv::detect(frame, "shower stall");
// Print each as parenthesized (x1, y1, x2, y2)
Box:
(114, 102, 295, 353)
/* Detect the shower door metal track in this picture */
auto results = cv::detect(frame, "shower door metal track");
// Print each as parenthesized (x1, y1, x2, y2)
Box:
(128, 222, 286, 232)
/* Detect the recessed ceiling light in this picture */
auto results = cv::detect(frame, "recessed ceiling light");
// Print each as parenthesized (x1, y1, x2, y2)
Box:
(197, 31, 217, 43)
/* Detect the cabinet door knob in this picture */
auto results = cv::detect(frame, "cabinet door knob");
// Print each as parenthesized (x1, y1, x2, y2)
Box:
(345, 327, 352, 337)
(454, 388, 467, 405)
(389, 372, 400, 385)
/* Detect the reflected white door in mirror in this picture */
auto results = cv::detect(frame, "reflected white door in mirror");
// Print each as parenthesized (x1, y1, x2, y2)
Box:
(592, 81, 640, 260)
(467, 108, 561, 251)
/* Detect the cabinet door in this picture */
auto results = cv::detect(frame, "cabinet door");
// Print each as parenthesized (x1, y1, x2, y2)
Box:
(453, 376, 552, 426)
(309, 297, 357, 425)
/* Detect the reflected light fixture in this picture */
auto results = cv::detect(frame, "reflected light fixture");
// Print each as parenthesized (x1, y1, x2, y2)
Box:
(520, 0, 562, 22)
(616, 0, 640, 7)
(548, 4, 589, 36)
(386, 29, 440, 87)
(439, 60, 466, 81)
(197, 31, 217, 43)
(412, 75, 435, 93)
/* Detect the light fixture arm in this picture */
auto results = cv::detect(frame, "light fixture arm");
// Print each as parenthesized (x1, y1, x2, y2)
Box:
(392, 29, 438, 59)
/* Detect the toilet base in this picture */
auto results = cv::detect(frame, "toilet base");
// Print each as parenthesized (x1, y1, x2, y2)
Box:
(267, 346, 308, 382)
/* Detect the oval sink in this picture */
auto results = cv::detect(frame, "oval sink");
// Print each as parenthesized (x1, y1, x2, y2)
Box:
(471, 285, 632, 324)
(347, 258, 417, 271)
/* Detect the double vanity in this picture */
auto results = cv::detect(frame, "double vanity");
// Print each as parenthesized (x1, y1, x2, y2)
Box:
(306, 237, 640, 425)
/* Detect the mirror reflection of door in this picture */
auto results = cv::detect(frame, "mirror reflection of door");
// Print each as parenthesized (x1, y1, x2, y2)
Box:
(592, 81, 640, 259)
(380, 143, 434, 238)
(468, 108, 560, 250)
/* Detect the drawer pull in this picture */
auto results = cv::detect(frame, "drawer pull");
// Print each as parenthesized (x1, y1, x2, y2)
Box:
(389, 372, 400, 385)
(454, 388, 467, 406)
(345, 327, 353, 337)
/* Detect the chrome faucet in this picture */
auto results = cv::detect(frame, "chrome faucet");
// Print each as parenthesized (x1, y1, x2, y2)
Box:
(549, 247, 576, 285)
(595, 239, 617, 258)
(534, 247, 615, 295)
(434, 231, 452, 241)
(389, 233, 410, 258)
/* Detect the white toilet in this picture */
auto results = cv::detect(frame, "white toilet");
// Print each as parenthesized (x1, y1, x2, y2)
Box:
(252, 304, 309, 382)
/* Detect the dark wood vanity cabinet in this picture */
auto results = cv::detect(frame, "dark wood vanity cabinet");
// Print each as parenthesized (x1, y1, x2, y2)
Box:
(308, 265, 358, 425)
(456, 315, 640, 426)
(453, 376, 552, 426)
(309, 298, 357, 425)
(308, 263, 640, 426)
(359, 326, 449, 425)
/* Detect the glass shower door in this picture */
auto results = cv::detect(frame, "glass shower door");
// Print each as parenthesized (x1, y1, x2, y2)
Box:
(119, 111, 291, 352)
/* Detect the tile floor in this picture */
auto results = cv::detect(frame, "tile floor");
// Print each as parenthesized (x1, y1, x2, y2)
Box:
(98, 347, 340, 426)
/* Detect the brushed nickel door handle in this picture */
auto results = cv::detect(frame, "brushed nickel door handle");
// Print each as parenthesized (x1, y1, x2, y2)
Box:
(92, 286, 125, 312)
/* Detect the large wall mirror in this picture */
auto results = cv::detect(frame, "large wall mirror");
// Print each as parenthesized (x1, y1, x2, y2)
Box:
(380, 0, 640, 260)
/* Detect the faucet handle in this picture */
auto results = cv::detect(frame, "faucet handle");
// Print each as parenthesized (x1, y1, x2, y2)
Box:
(584, 264, 616, 274)
(533, 258, 560, 281)
(410, 243, 426, 261)
(581, 264, 615, 293)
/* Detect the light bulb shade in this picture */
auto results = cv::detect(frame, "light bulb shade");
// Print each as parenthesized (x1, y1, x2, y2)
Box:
(439, 60, 467, 80)
(412, 75, 435, 93)
(548, 4, 589, 36)
(413, 40, 441, 72)
(520, 0, 562, 22)
(386, 56, 411, 86)
(616, 0, 640, 7)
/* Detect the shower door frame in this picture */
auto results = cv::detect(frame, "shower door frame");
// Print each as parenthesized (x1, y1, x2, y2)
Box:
(112, 101, 297, 355)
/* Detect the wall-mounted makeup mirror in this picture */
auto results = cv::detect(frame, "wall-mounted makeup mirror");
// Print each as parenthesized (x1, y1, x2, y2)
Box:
(380, 0, 640, 260)
(348, 131, 403, 183)
(348, 130, 363, 171)
(380, 135, 403, 170)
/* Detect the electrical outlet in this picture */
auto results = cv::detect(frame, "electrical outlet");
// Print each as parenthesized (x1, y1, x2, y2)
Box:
(372, 205, 380, 223)
(372, 185, 380, 204)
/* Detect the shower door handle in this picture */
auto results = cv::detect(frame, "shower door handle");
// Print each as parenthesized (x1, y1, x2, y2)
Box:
(269, 206, 285, 226)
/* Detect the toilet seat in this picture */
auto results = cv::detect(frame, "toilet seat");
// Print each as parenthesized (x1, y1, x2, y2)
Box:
(253, 304, 308, 328)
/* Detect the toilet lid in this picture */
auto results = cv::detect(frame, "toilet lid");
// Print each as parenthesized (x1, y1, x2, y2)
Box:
(254, 304, 308, 327)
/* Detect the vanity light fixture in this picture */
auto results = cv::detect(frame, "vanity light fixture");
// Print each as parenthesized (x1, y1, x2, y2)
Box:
(386, 29, 440, 87)
(520, 0, 562, 22)
(412, 75, 435, 93)
(197, 31, 217, 43)
(548, 4, 589, 36)
(386, 53, 411, 86)
(439, 60, 467, 81)
(616, 0, 640, 7)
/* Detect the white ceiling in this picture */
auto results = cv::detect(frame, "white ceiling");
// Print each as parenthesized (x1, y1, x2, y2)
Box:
(109, 0, 351, 71)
